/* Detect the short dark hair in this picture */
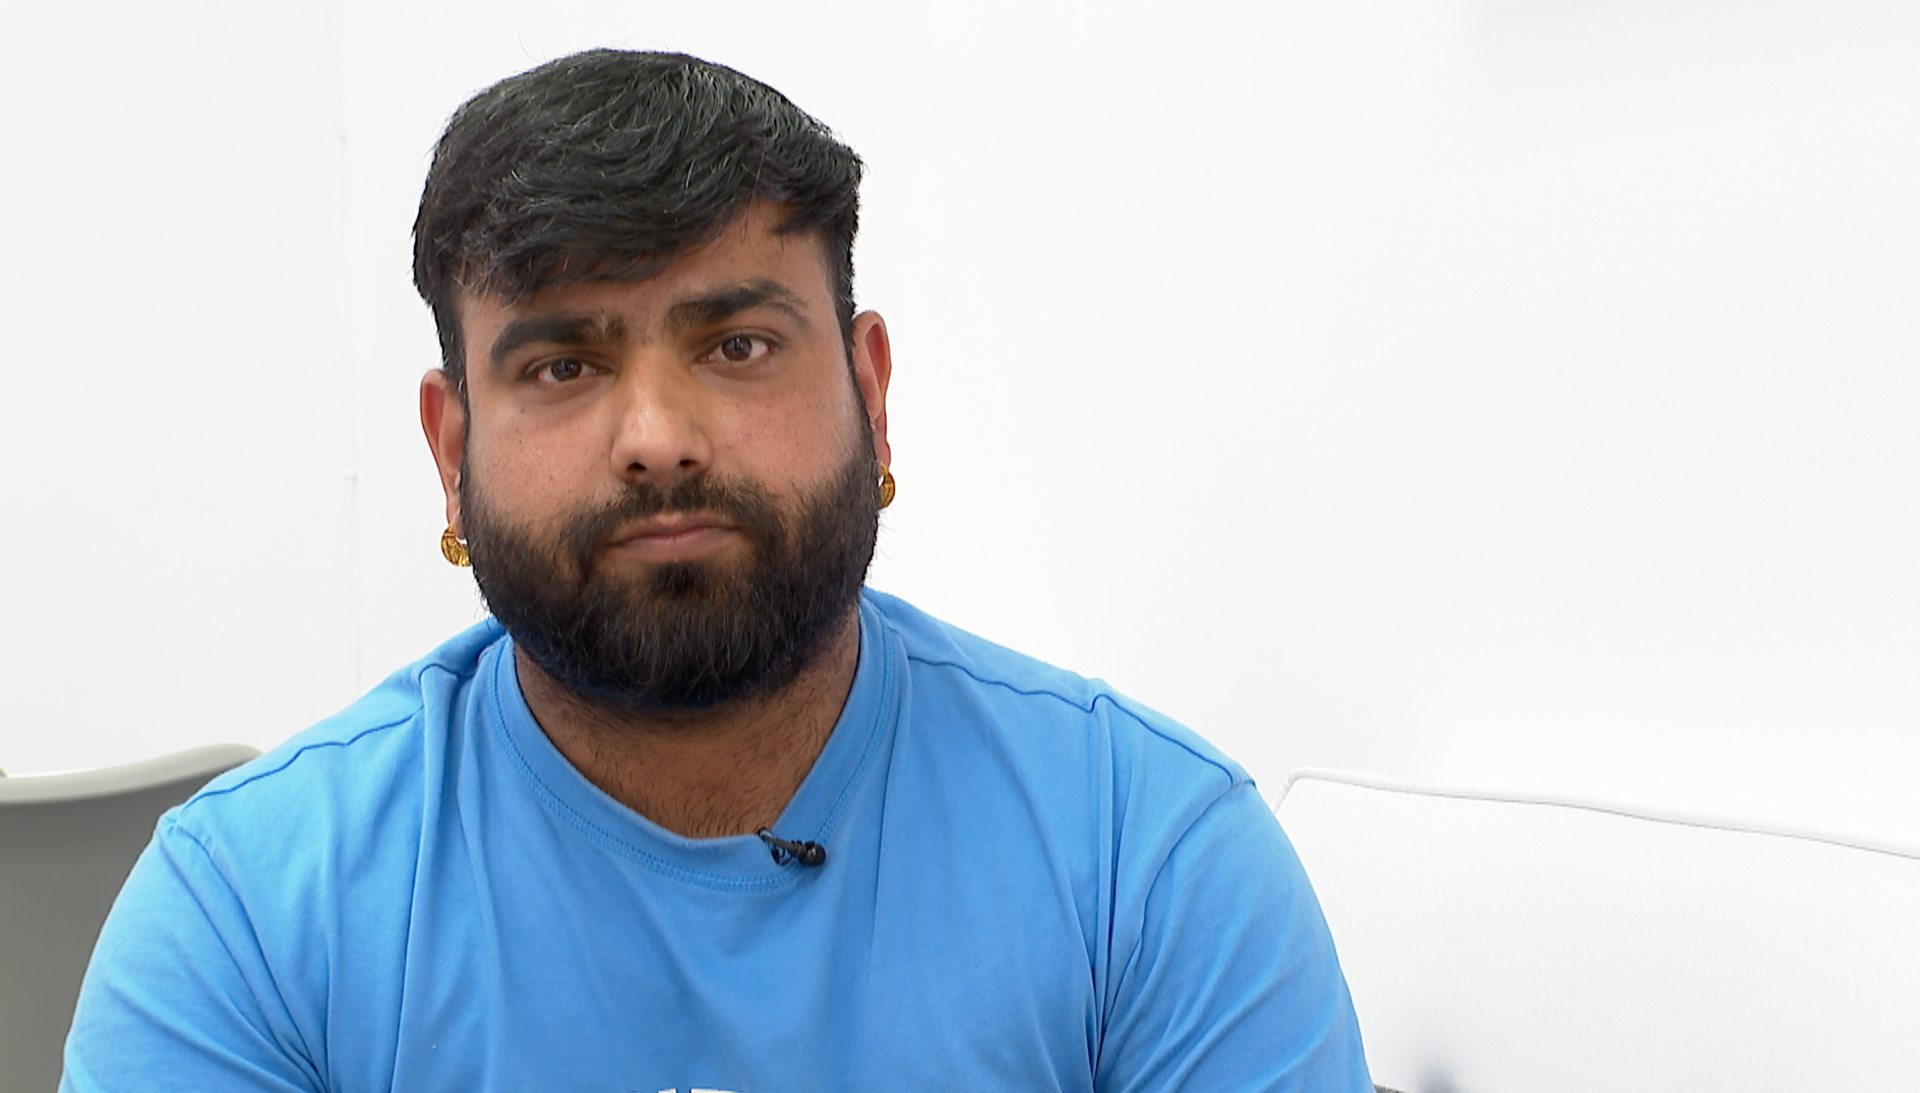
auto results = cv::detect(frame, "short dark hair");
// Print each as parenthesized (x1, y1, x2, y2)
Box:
(412, 50, 864, 393)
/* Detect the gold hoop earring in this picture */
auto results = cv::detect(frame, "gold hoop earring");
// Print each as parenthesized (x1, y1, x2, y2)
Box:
(878, 465, 896, 510)
(440, 525, 471, 567)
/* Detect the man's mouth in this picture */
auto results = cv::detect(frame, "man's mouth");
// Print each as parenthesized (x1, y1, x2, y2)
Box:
(604, 514, 741, 563)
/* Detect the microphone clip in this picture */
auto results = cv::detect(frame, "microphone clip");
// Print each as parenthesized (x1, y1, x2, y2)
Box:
(756, 828, 828, 868)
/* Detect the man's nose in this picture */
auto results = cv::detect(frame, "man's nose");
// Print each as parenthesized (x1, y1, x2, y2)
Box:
(608, 361, 713, 482)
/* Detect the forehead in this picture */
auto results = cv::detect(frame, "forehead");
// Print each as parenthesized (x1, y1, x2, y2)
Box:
(455, 203, 835, 341)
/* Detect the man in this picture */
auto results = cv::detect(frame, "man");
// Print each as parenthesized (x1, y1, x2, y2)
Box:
(64, 50, 1370, 1091)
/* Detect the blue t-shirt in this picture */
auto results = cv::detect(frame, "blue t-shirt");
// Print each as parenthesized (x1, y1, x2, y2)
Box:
(63, 590, 1370, 1091)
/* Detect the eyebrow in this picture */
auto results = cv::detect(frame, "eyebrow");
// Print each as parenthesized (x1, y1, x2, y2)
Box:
(488, 313, 628, 370)
(664, 279, 813, 335)
(484, 279, 815, 372)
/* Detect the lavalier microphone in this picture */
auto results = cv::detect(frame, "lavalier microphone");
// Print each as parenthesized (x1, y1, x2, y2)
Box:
(756, 828, 828, 868)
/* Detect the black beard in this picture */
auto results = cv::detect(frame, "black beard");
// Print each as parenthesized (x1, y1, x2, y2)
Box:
(461, 442, 879, 714)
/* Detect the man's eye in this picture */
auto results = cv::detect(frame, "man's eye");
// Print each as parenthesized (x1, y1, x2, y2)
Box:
(705, 335, 773, 364)
(532, 358, 591, 383)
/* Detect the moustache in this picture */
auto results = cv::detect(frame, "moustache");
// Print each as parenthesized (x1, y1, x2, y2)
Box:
(558, 476, 785, 571)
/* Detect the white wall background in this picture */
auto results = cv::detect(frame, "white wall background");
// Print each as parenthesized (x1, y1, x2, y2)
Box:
(4, 0, 1915, 849)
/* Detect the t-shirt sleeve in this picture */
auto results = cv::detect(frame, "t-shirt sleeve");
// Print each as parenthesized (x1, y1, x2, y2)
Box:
(61, 814, 324, 1093)
(1094, 781, 1373, 1093)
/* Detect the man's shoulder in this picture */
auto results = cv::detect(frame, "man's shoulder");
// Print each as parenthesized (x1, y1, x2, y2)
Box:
(863, 588, 1250, 789)
(172, 619, 508, 841)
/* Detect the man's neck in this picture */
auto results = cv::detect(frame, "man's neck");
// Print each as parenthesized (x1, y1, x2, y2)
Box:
(513, 611, 861, 840)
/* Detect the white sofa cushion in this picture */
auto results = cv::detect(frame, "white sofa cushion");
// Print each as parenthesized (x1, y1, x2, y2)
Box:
(1276, 769, 1920, 1093)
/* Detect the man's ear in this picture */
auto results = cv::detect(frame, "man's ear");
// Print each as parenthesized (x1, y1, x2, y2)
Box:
(850, 311, 893, 469)
(420, 370, 468, 534)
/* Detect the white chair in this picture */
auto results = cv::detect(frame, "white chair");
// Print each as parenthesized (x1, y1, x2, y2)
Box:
(1276, 768, 1920, 1093)
(1, 744, 260, 1093)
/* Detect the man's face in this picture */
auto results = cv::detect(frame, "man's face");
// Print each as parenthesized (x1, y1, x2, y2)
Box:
(420, 202, 893, 711)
